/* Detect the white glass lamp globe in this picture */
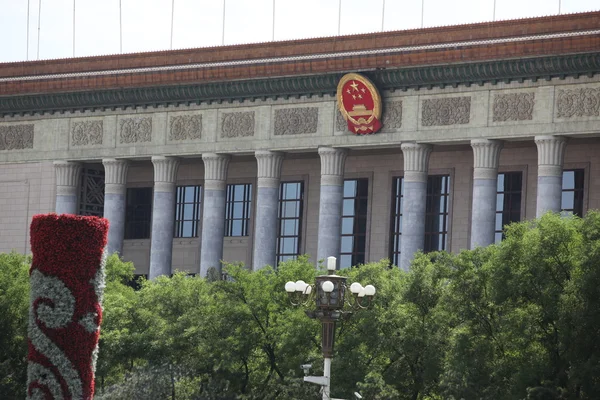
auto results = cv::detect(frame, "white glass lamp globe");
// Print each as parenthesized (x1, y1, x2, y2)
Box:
(295, 280, 307, 292)
(304, 285, 312, 294)
(364, 285, 376, 296)
(350, 282, 363, 294)
(285, 281, 296, 293)
(322, 280, 335, 293)
(358, 288, 366, 298)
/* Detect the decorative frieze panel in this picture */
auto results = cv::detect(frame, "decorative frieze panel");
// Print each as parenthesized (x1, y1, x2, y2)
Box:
(335, 108, 346, 132)
(169, 115, 202, 141)
(0, 124, 34, 150)
(422, 96, 470, 126)
(221, 111, 254, 138)
(274, 107, 318, 136)
(493, 93, 535, 122)
(119, 117, 152, 143)
(381, 101, 403, 131)
(556, 88, 600, 118)
(71, 120, 103, 146)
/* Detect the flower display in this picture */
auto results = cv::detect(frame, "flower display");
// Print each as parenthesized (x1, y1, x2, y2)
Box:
(27, 214, 109, 400)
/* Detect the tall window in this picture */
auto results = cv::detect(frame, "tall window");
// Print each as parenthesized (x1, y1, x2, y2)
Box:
(79, 167, 105, 217)
(424, 175, 451, 252)
(225, 183, 252, 236)
(174, 185, 202, 238)
(276, 182, 304, 263)
(389, 175, 451, 264)
(561, 169, 584, 217)
(340, 179, 369, 269)
(495, 172, 522, 243)
(389, 177, 404, 267)
(125, 187, 153, 239)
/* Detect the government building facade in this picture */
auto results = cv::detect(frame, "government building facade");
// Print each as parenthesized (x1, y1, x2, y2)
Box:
(1, 12, 599, 277)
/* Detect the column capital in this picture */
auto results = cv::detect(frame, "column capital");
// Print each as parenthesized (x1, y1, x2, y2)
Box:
(535, 135, 568, 177)
(202, 153, 231, 191)
(255, 150, 285, 188)
(53, 161, 81, 196)
(471, 139, 503, 180)
(151, 156, 180, 192)
(102, 158, 129, 195)
(318, 147, 348, 186)
(401, 143, 432, 182)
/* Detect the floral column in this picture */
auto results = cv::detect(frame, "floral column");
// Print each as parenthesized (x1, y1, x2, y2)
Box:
(27, 214, 109, 400)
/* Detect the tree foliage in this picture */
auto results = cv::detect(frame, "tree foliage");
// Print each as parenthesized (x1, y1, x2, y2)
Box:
(2, 213, 600, 399)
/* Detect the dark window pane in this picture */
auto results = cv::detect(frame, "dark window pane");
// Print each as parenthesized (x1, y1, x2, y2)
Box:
(174, 185, 202, 238)
(424, 175, 450, 253)
(276, 182, 304, 263)
(225, 184, 252, 237)
(495, 172, 522, 243)
(125, 187, 153, 239)
(561, 169, 584, 217)
(341, 179, 368, 268)
(389, 177, 403, 263)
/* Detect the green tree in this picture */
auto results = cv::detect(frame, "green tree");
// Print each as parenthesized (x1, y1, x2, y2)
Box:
(0, 252, 30, 399)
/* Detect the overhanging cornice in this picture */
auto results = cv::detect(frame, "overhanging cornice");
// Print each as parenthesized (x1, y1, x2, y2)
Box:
(1, 52, 599, 117)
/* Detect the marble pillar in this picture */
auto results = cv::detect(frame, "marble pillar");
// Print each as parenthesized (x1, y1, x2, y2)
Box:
(535, 136, 567, 217)
(253, 151, 284, 270)
(316, 147, 348, 264)
(400, 143, 432, 270)
(149, 156, 180, 279)
(102, 158, 129, 256)
(53, 161, 81, 215)
(200, 153, 230, 277)
(470, 139, 503, 248)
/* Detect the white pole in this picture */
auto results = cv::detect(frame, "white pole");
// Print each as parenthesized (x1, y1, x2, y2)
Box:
(119, 0, 122, 53)
(493, 0, 496, 21)
(421, 0, 424, 28)
(221, 0, 226, 45)
(337, 0, 341, 35)
(322, 357, 331, 400)
(381, 0, 385, 31)
(36, 0, 42, 59)
(72, 0, 75, 57)
(558, 0, 561, 14)
(170, 0, 175, 49)
(26, 0, 30, 60)
(272, 0, 275, 41)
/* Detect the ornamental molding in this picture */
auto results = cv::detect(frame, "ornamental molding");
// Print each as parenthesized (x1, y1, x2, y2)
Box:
(493, 92, 535, 122)
(169, 114, 202, 141)
(119, 117, 152, 143)
(556, 88, 600, 118)
(335, 108, 346, 132)
(71, 120, 103, 146)
(273, 107, 318, 136)
(221, 111, 254, 138)
(1, 53, 598, 116)
(381, 101, 403, 131)
(422, 96, 470, 126)
(0, 124, 34, 150)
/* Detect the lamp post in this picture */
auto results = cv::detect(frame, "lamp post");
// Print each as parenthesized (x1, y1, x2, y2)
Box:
(285, 256, 376, 400)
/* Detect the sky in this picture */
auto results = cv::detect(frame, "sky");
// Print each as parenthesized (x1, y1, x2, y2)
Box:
(0, 0, 598, 63)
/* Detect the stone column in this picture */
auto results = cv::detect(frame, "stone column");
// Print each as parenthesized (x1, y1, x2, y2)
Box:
(102, 158, 129, 256)
(535, 136, 567, 217)
(53, 161, 81, 215)
(316, 147, 348, 263)
(149, 156, 180, 279)
(470, 139, 503, 248)
(400, 143, 432, 270)
(200, 153, 231, 277)
(253, 151, 284, 270)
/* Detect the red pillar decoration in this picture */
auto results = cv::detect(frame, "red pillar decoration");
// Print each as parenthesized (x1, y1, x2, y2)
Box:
(27, 214, 109, 400)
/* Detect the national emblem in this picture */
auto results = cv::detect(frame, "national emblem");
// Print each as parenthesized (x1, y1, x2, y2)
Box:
(337, 73, 383, 134)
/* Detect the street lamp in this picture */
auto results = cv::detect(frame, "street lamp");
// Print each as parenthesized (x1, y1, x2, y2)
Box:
(285, 256, 376, 400)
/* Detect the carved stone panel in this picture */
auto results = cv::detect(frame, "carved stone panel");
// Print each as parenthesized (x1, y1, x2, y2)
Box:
(422, 97, 470, 126)
(335, 103, 346, 132)
(493, 93, 535, 122)
(119, 117, 152, 144)
(169, 115, 202, 141)
(556, 88, 600, 118)
(274, 107, 318, 136)
(381, 101, 403, 131)
(71, 120, 103, 146)
(221, 111, 255, 138)
(0, 124, 34, 150)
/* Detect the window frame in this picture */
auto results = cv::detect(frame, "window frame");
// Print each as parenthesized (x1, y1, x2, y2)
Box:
(276, 181, 305, 264)
(224, 183, 253, 237)
(494, 170, 524, 244)
(124, 187, 153, 240)
(339, 177, 370, 269)
(174, 185, 202, 238)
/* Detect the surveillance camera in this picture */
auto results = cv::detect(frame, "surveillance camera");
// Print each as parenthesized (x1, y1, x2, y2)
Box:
(354, 392, 363, 399)
(300, 364, 312, 375)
